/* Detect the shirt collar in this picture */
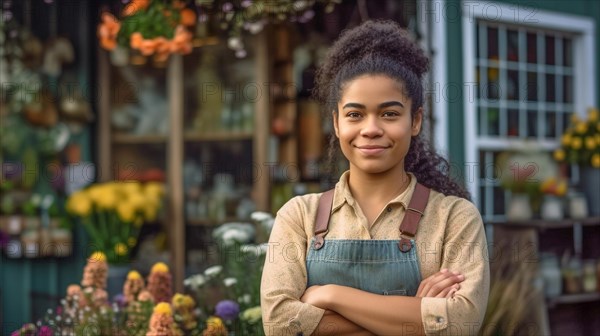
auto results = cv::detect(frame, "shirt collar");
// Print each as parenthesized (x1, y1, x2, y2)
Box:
(332, 171, 419, 212)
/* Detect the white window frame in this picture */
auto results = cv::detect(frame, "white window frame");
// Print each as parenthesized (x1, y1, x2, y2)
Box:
(462, 2, 596, 208)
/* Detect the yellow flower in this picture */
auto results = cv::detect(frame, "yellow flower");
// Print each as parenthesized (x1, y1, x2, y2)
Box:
(571, 113, 580, 124)
(204, 316, 228, 335)
(553, 149, 565, 162)
(589, 107, 599, 122)
(575, 121, 588, 134)
(241, 306, 262, 324)
(556, 180, 567, 196)
(154, 302, 172, 315)
(561, 133, 572, 146)
(144, 205, 158, 222)
(596, 134, 600, 145)
(151, 262, 169, 273)
(592, 154, 600, 168)
(145, 182, 165, 198)
(127, 270, 142, 280)
(571, 137, 582, 150)
(115, 243, 128, 256)
(128, 237, 137, 247)
(117, 202, 135, 222)
(172, 293, 195, 309)
(89, 251, 107, 262)
(585, 136, 597, 150)
(66, 191, 92, 216)
(89, 184, 118, 210)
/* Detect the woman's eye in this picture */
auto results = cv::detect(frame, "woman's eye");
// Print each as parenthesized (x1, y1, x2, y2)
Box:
(382, 111, 400, 117)
(346, 112, 361, 118)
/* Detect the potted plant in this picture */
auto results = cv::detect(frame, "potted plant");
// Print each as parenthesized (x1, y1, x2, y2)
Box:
(553, 107, 600, 216)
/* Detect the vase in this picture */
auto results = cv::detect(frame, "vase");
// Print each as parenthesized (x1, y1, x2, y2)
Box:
(540, 195, 564, 220)
(580, 166, 600, 216)
(506, 194, 533, 221)
(110, 46, 130, 67)
(107, 264, 130, 299)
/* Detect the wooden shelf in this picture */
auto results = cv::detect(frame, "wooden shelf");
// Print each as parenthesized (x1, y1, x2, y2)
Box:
(112, 134, 167, 144)
(183, 131, 253, 142)
(487, 217, 600, 229)
(548, 292, 600, 307)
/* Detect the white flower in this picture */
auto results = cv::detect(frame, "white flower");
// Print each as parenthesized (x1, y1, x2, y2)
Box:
(228, 37, 243, 50)
(204, 265, 223, 278)
(238, 294, 252, 304)
(184, 274, 206, 289)
(223, 277, 238, 287)
(250, 211, 272, 222)
(222, 229, 251, 246)
(213, 222, 255, 243)
(241, 244, 262, 257)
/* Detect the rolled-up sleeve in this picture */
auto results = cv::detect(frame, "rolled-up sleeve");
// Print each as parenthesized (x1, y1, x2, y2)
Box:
(420, 200, 490, 335)
(261, 196, 325, 336)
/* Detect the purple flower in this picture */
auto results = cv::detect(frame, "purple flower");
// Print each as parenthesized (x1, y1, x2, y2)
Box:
(113, 293, 126, 308)
(38, 326, 52, 336)
(215, 300, 240, 321)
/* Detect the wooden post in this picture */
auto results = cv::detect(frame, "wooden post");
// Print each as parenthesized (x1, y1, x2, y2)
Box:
(168, 54, 185, 293)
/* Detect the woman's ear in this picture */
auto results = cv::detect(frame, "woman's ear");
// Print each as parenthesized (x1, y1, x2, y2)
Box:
(411, 107, 423, 136)
(332, 111, 340, 138)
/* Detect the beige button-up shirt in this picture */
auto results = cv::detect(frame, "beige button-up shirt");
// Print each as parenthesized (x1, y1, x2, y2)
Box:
(261, 171, 490, 335)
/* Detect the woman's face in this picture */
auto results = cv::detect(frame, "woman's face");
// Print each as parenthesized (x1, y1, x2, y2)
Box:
(333, 75, 422, 175)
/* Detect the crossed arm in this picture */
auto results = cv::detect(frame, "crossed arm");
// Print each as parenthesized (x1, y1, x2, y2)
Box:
(301, 270, 464, 336)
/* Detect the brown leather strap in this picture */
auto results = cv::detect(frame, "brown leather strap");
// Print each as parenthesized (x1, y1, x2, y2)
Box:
(313, 189, 334, 249)
(398, 183, 430, 252)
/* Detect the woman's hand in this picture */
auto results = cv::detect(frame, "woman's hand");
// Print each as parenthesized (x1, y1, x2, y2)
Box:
(416, 268, 464, 298)
(301, 285, 332, 310)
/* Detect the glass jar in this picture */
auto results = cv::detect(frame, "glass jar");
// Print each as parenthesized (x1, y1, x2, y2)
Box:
(540, 195, 564, 220)
(568, 192, 589, 219)
(562, 257, 583, 294)
(540, 253, 562, 298)
(582, 259, 597, 293)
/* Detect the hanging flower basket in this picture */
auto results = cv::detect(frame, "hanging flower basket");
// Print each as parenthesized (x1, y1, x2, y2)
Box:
(97, 0, 196, 64)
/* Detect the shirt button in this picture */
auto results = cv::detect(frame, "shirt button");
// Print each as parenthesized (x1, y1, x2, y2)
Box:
(386, 206, 392, 213)
(436, 316, 445, 323)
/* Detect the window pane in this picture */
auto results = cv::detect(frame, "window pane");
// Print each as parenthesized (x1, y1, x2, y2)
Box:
(527, 110, 538, 138)
(493, 186, 506, 216)
(563, 37, 573, 67)
(487, 67, 500, 100)
(508, 109, 519, 137)
(545, 34, 555, 65)
(507, 29, 519, 62)
(486, 108, 500, 136)
(527, 32, 537, 63)
(527, 72, 538, 101)
(488, 27, 499, 60)
(507, 70, 519, 101)
(563, 75, 573, 103)
(546, 111, 557, 138)
(562, 112, 570, 134)
(546, 74, 556, 102)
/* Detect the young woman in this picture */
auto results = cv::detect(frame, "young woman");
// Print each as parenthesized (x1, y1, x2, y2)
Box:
(261, 20, 489, 336)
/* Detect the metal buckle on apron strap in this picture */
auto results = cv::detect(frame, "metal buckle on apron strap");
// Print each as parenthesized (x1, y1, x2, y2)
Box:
(313, 230, 328, 250)
(398, 231, 414, 253)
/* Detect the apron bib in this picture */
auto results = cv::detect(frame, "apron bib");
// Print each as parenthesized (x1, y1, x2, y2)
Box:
(306, 183, 430, 296)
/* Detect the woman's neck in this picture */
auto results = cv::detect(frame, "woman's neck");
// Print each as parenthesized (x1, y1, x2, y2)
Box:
(347, 168, 411, 220)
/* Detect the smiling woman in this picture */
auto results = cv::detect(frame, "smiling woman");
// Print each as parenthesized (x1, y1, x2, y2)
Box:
(261, 20, 489, 336)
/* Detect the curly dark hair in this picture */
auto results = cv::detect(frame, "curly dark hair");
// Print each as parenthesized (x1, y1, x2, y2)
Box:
(314, 20, 470, 199)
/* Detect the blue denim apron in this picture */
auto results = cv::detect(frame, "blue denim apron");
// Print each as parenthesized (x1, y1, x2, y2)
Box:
(306, 183, 430, 296)
(306, 238, 421, 296)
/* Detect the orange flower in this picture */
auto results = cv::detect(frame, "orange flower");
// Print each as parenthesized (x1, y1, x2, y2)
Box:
(170, 25, 193, 54)
(154, 37, 171, 54)
(139, 39, 158, 56)
(180, 8, 196, 26)
(97, 12, 121, 50)
(123, 0, 150, 16)
(130, 32, 144, 49)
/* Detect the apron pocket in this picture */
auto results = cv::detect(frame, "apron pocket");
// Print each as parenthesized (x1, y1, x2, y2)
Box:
(383, 289, 407, 296)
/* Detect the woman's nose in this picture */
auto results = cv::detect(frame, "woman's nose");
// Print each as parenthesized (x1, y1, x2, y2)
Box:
(360, 116, 383, 137)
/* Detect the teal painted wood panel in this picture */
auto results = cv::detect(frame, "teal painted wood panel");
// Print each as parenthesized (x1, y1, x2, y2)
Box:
(1, 228, 86, 335)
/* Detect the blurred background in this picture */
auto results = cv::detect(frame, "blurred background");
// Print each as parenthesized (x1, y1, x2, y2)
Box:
(1, 0, 599, 335)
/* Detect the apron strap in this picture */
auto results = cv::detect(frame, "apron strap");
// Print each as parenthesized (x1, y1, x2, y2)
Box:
(313, 189, 334, 250)
(312, 183, 430, 252)
(398, 183, 430, 252)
